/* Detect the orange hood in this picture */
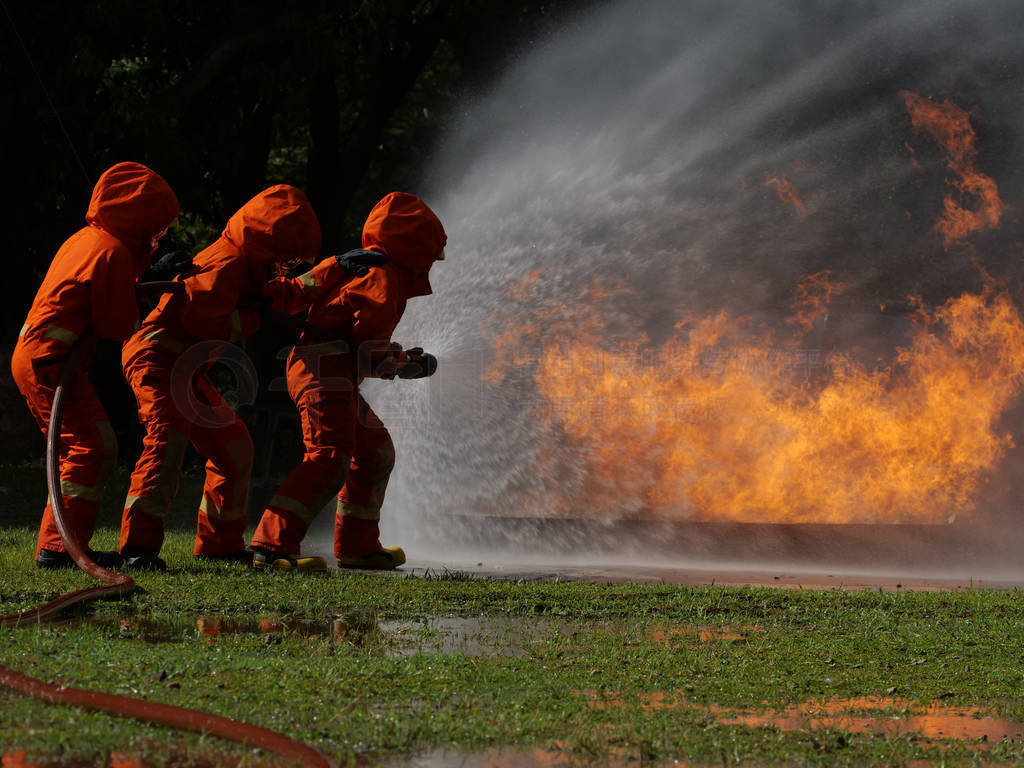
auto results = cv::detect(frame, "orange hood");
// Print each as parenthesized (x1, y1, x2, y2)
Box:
(85, 161, 179, 252)
(223, 185, 322, 264)
(361, 192, 446, 292)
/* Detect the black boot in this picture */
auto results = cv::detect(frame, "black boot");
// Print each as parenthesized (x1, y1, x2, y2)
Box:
(36, 548, 124, 570)
(121, 546, 167, 572)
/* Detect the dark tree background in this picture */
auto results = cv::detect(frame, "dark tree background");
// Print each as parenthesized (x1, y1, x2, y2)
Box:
(0, 0, 590, 464)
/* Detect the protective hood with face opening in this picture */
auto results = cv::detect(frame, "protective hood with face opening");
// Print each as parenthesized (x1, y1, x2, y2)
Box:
(361, 192, 446, 296)
(85, 161, 180, 254)
(223, 185, 322, 265)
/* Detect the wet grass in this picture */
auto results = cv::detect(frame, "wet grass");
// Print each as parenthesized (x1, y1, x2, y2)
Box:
(2, 468, 1024, 765)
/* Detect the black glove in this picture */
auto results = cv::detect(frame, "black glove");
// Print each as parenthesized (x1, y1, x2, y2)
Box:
(334, 248, 388, 277)
(396, 347, 438, 379)
(145, 250, 193, 281)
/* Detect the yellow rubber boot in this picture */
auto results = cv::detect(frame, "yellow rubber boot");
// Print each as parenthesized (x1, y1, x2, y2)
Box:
(252, 548, 327, 572)
(337, 546, 406, 570)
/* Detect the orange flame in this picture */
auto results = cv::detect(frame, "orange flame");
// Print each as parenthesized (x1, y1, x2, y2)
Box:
(489, 274, 1024, 524)
(787, 270, 850, 336)
(901, 91, 1006, 246)
(764, 173, 807, 214)
(482, 270, 632, 385)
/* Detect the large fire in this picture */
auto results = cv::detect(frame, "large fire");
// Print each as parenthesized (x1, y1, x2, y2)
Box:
(524, 278, 1024, 523)
(481, 90, 1024, 528)
(482, 96, 1021, 525)
(486, 276, 1024, 523)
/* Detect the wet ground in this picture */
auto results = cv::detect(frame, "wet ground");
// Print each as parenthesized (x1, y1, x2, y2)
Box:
(0, 747, 648, 768)
(10, 554, 1024, 767)
(396, 557, 1024, 592)
(101, 612, 574, 658)
(584, 692, 1024, 744)
(13, 606, 1024, 766)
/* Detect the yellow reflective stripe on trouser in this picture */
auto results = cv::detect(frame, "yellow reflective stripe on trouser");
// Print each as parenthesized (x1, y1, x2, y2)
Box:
(199, 494, 246, 521)
(124, 429, 187, 519)
(229, 310, 243, 342)
(19, 323, 29, 338)
(269, 454, 350, 525)
(43, 325, 79, 345)
(337, 501, 381, 521)
(142, 329, 185, 354)
(268, 494, 316, 524)
(124, 494, 170, 518)
(60, 420, 118, 502)
(60, 480, 104, 502)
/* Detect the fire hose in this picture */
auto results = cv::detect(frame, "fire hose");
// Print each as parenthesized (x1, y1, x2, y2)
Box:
(0, 281, 336, 768)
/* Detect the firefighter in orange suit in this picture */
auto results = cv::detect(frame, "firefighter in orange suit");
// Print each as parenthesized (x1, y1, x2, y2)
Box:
(11, 161, 180, 569)
(250, 191, 445, 571)
(118, 185, 384, 570)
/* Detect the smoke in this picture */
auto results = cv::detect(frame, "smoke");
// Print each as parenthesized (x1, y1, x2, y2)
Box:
(345, 0, 1024, 567)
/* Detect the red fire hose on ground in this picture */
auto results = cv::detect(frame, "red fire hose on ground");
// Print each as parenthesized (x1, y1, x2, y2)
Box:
(0, 281, 337, 768)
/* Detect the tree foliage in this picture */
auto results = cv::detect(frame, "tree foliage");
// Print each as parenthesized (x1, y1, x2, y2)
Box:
(0, 0, 589, 337)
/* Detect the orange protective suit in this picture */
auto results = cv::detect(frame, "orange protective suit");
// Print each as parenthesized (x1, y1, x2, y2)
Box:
(119, 185, 341, 557)
(251, 192, 446, 558)
(10, 162, 179, 557)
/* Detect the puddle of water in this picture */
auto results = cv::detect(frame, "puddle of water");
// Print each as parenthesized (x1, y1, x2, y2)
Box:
(378, 616, 574, 658)
(399, 745, 649, 768)
(580, 691, 1024, 745)
(51, 613, 580, 658)
(59, 615, 769, 660)
(724, 696, 1024, 743)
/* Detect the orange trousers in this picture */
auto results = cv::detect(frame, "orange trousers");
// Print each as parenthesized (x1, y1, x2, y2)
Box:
(251, 389, 395, 557)
(11, 342, 118, 557)
(120, 345, 253, 556)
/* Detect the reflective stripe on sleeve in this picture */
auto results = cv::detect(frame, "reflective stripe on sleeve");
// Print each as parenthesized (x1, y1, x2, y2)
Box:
(142, 329, 185, 354)
(43, 325, 79, 345)
(299, 271, 323, 300)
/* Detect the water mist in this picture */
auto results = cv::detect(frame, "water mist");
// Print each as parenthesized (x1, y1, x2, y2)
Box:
(330, 0, 1024, 577)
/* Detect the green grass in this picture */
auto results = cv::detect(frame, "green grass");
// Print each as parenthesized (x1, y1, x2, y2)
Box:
(2, 464, 1024, 766)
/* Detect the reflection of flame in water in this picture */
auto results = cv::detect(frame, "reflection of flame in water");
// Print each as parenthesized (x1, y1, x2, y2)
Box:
(485, 274, 1024, 524)
(901, 91, 1006, 246)
(583, 693, 1024, 745)
(648, 625, 761, 645)
(196, 617, 221, 639)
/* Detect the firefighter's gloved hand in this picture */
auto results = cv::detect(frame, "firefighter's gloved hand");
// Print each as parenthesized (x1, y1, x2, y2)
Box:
(334, 248, 388, 277)
(397, 347, 438, 379)
(146, 250, 193, 281)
